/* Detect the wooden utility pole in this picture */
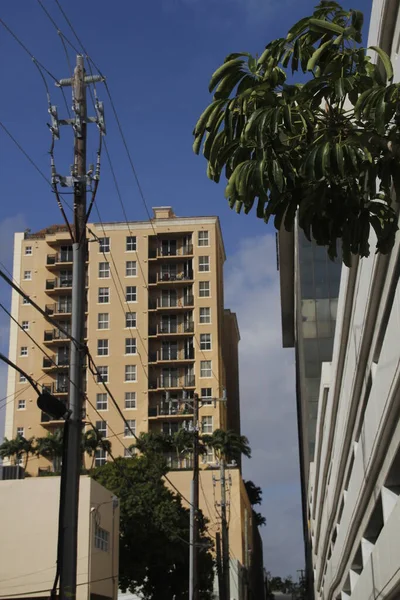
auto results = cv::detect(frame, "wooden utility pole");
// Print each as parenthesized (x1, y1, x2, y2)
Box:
(220, 457, 230, 600)
(189, 393, 200, 600)
(57, 55, 103, 600)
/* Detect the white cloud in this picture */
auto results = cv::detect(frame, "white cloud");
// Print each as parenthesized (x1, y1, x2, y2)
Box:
(224, 233, 303, 576)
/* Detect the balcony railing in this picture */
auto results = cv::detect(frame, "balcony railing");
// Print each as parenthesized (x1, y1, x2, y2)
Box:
(149, 295, 195, 311)
(42, 382, 69, 395)
(46, 277, 73, 291)
(149, 375, 195, 389)
(42, 356, 69, 369)
(166, 454, 194, 470)
(148, 272, 194, 284)
(44, 329, 71, 342)
(148, 245, 194, 259)
(157, 349, 195, 362)
(46, 252, 73, 266)
(148, 401, 194, 417)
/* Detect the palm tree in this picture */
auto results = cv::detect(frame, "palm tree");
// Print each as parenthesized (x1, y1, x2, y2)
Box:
(36, 429, 64, 472)
(0, 437, 20, 465)
(83, 430, 112, 470)
(204, 429, 251, 464)
(133, 431, 172, 456)
(0, 435, 36, 470)
(170, 428, 195, 469)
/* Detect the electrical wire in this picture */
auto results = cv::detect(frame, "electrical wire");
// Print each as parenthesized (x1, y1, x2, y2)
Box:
(0, 122, 73, 212)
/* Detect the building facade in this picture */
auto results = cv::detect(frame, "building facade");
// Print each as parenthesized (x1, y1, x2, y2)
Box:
(5, 206, 263, 600)
(309, 2, 400, 599)
(0, 476, 119, 600)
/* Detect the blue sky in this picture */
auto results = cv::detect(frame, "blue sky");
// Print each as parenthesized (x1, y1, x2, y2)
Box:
(0, 0, 372, 578)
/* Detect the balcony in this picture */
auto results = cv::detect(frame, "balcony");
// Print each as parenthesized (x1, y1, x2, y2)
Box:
(148, 349, 195, 364)
(148, 322, 194, 337)
(149, 375, 195, 391)
(42, 382, 69, 396)
(148, 245, 194, 260)
(148, 272, 194, 286)
(44, 329, 71, 344)
(46, 277, 73, 293)
(42, 355, 69, 371)
(148, 295, 194, 311)
(41, 410, 64, 426)
(46, 252, 73, 269)
(148, 400, 194, 418)
(45, 303, 88, 317)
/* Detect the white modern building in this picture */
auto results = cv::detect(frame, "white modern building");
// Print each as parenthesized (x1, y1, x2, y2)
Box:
(308, 2, 400, 599)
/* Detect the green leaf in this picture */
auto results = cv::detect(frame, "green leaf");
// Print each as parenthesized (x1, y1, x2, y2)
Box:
(351, 9, 364, 32)
(369, 46, 394, 82)
(214, 69, 246, 100)
(208, 59, 244, 93)
(272, 160, 284, 192)
(309, 18, 345, 36)
(307, 39, 333, 71)
(331, 143, 344, 177)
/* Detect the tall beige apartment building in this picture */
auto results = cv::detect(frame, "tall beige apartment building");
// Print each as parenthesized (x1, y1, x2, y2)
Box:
(4, 206, 265, 599)
(5, 207, 237, 460)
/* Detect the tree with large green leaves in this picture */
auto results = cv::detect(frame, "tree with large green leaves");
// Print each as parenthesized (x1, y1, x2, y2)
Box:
(193, 0, 400, 266)
(82, 429, 112, 470)
(94, 454, 215, 600)
(244, 479, 266, 527)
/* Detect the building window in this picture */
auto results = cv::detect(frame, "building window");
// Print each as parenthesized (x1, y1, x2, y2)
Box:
(126, 236, 137, 252)
(201, 416, 213, 434)
(25, 246, 32, 256)
(199, 307, 211, 324)
(94, 523, 109, 550)
(199, 281, 210, 297)
(125, 365, 137, 382)
(97, 313, 109, 330)
(97, 366, 108, 383)
(125, 338, 137, 355)
(198, 231, 209, 247)
(97, 339, 109, 356)
(201, 388, 213, 405)
(126, 261, 137, 277)
(23, 270, 32, 281)
(198, 256, 210, 272)
(99, 237, 110, 253)
(98, 287, 110, 304)
(124, 419, 136, 437)
(200, 360, 212, 378)
(125, 391, 136, 409)
(17, 399, 26, 410)
(124, 447, 135, 458)
(126, 286, 137, 302)
(22, 297, 30, 305)
(19, 373, 27, 383)
(96, 393, 108, 411)
(20, 346, 28, 357)
(16, 427, 24, 437)
(126, 312, 137, 328)
(94, 449, 107, 467)
(200, 333, 211, 350)
(21, 321, 29, 331)
(96, 420, 107, 437)
(98, 262, 110, 278)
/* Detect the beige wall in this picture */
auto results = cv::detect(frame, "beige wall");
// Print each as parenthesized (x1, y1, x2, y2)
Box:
(0, 476, 119, 600)
(167, 467, 254, 567)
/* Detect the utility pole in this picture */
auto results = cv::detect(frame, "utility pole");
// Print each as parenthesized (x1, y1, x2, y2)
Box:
(56, 56, 103, 600)
(215, 532, 225, 600)
(189, 393, 200, 600)
(220, 456, 230, 600)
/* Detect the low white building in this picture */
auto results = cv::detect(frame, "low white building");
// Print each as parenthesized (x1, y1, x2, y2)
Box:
(0, 476, 119, 600)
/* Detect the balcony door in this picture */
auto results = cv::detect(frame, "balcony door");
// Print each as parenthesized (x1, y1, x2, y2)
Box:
(161, 314, 177, 333)
(162, 341, 178, 361)
(60, 245, 73, 262)
(161, 289, 177, 308)
(161, 239, 176, 256)
(162, 368, 178, 388)
(161, 263, 177, 280)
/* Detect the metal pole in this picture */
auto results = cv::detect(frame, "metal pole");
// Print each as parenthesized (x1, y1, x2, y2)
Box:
(189, 393, 200, 600)
(60, 55, 87, 600)
(216, 531, 225, 600)
(221, 458, 230, 600)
